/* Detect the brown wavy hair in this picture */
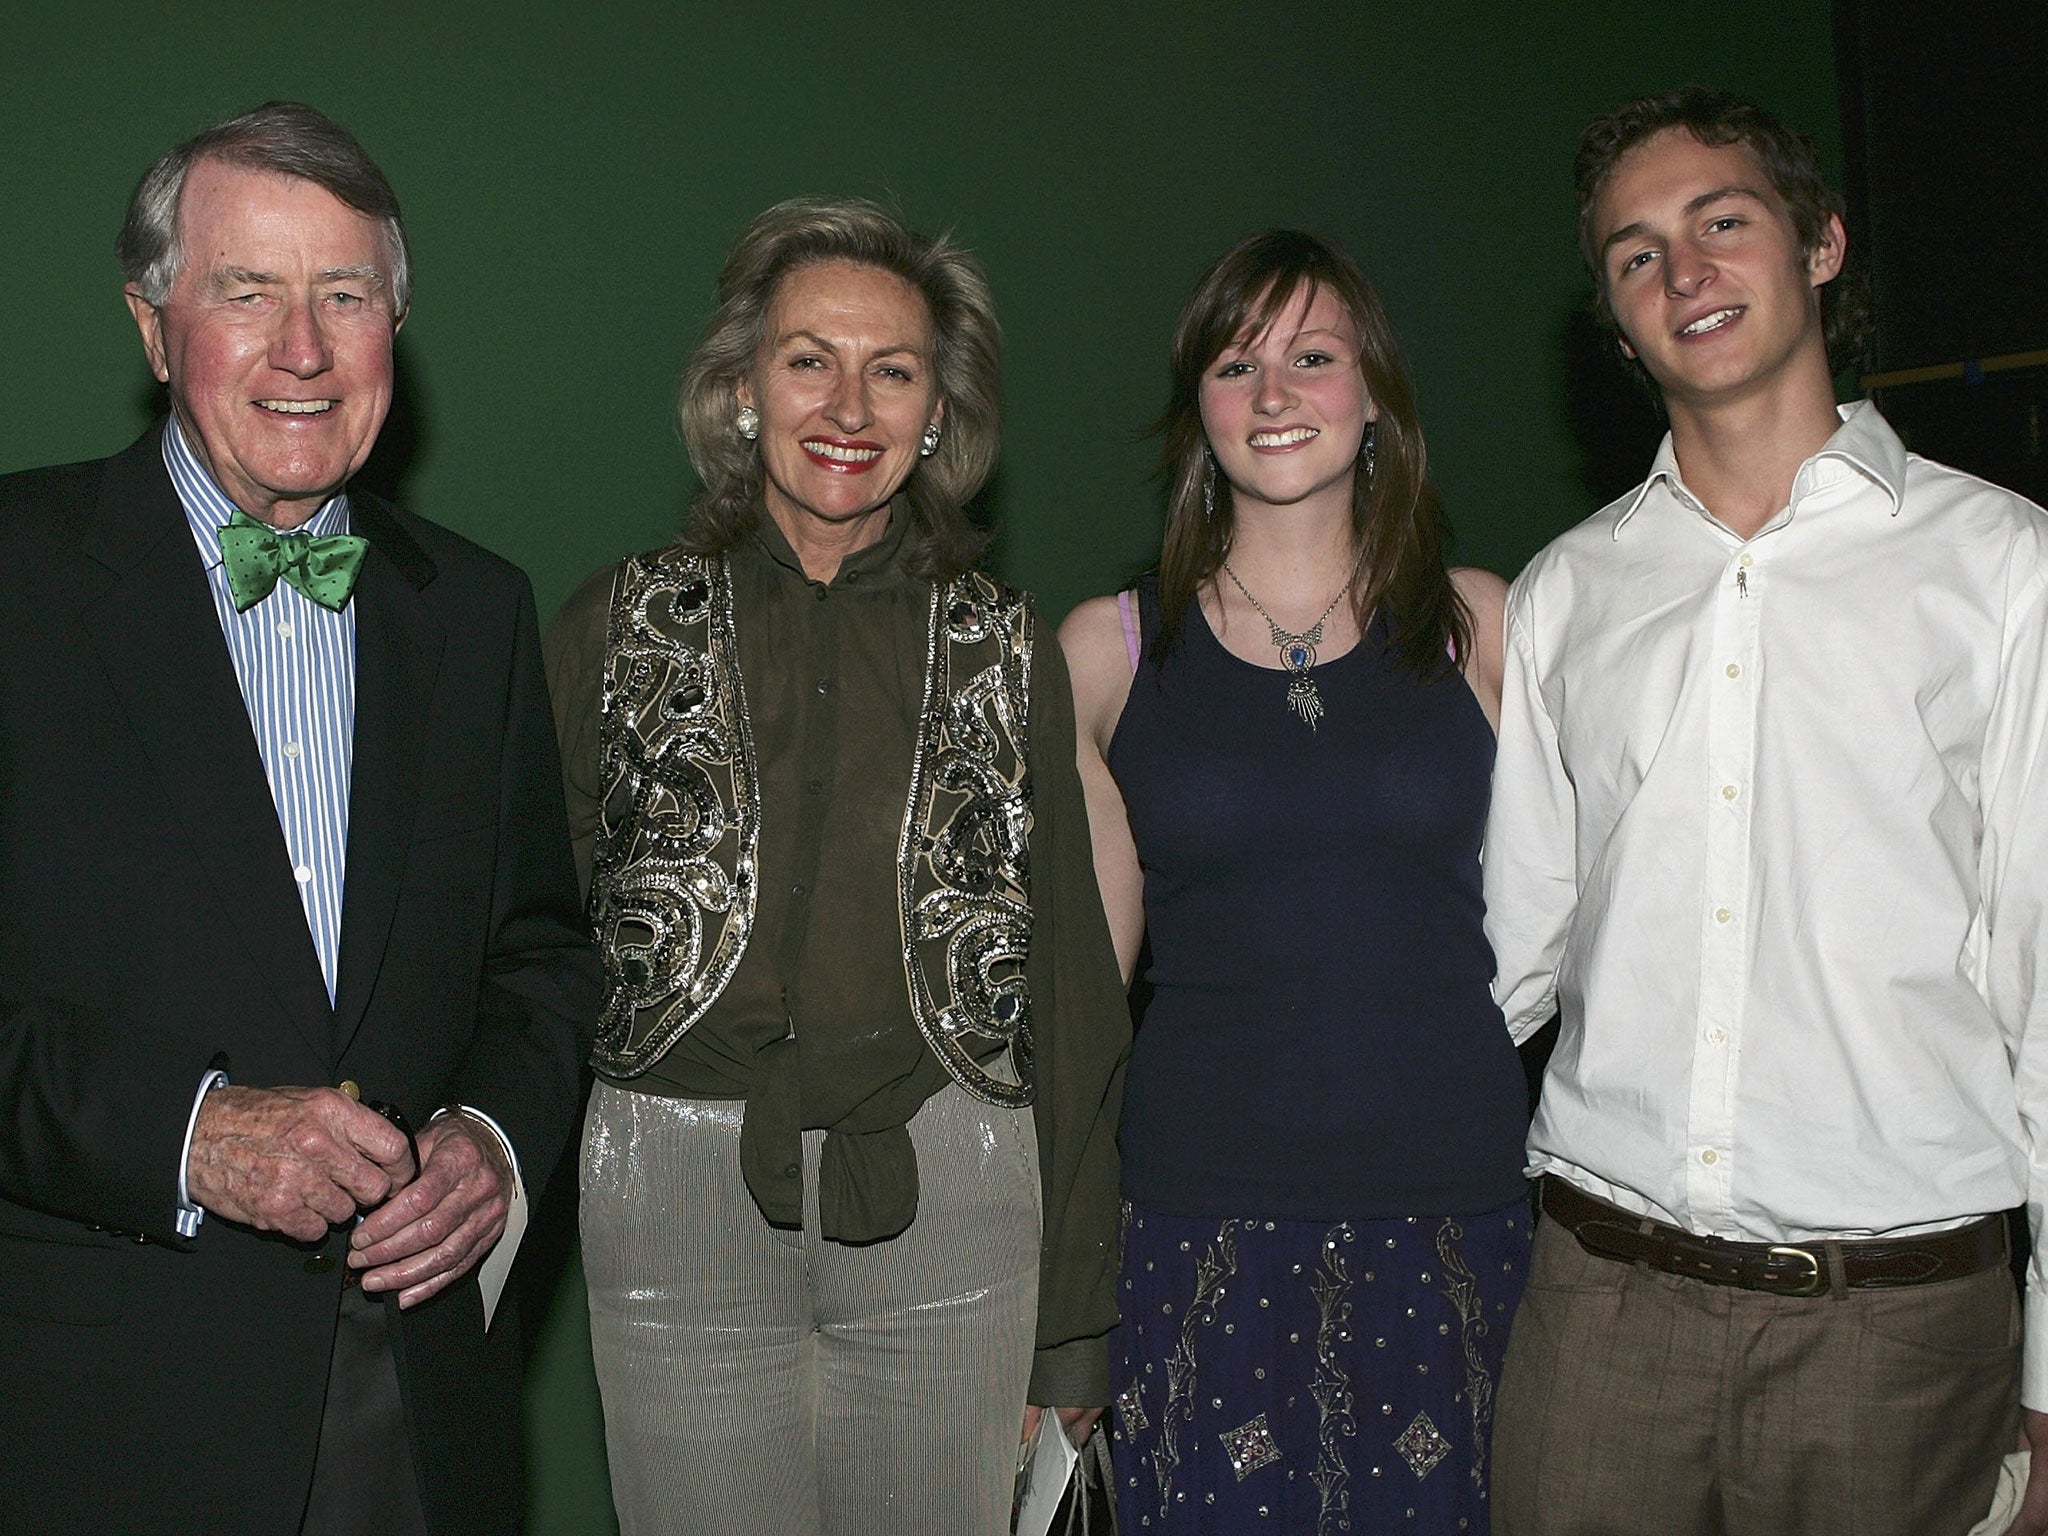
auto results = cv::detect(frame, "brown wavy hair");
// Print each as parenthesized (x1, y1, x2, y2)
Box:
(675, 197, 1001, 581)
(1151, 229, 1469, 677)
(1574, 86, 1869, 375)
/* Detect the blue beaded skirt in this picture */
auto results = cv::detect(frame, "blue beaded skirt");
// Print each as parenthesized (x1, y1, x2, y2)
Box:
(1110, 1197, 1530, 1534)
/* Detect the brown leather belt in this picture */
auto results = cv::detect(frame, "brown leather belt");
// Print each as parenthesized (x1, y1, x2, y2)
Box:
(1540, 1177, 2007, 1296)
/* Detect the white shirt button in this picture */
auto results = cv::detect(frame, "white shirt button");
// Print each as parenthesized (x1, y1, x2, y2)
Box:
(1739, 553, 1754, 568)
(276, 619, 295, 639)
(1700, 1148, 1720, 1166)
(283, 740, 302, 760)
(1721, 785, 1739, 801)
(293, 864, 312, 884)
(1725, 663, 1742, 679)
(1715, 907, 1732, 924)
(1706, 1027, 1728, 1044)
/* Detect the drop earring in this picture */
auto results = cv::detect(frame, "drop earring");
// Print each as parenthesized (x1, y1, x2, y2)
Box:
(1202, 453, 1217, 518)
(920, 423, 942, 457)
(1361, 420, 1377, 483)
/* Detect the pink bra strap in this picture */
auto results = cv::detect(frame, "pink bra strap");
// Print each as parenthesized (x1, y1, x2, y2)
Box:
(1116, 589, 1141, 675)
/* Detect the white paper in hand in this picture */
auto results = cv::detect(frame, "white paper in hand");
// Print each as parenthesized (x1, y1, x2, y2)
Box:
(1013, 1412, 1081, 1536)
(1966, 1450, 2029, 1536)
(476, 1175, 526, 1332)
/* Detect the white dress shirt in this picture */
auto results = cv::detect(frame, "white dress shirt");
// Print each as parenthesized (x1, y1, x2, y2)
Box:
(1485, 402, 2048, 1402)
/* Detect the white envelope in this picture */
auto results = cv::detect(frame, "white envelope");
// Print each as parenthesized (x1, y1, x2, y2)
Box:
(1012, 1412, 1081, 1536)
(1968, 1450, 2029, 1536)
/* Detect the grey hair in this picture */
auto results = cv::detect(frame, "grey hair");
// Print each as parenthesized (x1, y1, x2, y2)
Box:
(677, 196, 1002, 579)
(118, 101, 411, 316)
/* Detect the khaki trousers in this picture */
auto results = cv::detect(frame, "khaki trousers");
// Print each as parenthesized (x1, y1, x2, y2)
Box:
(582, 1080, 1040, 1536)
(1491, 1212, 2018, 1536)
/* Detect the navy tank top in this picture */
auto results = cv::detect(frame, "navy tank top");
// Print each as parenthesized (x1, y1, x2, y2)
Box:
(1109, 584, 1529, 1220)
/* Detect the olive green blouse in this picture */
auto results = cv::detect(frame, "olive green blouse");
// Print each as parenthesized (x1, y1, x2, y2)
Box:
(543, 508, 1130, 1403)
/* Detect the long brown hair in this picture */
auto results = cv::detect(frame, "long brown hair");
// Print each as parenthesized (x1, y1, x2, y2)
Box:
(1151, 230, 1468, 677)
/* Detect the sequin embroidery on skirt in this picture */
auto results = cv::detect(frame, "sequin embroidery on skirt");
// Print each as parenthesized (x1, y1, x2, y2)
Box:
(1111, 1198, 1530, 1533)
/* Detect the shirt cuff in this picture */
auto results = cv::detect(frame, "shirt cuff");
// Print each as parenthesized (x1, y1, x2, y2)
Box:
(1028, 1332, 1111, 1408)
(175, 1067, 230, 1238)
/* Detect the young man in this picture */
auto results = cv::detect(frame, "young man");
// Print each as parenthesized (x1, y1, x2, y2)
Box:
(1484, 87, 2048, 1535)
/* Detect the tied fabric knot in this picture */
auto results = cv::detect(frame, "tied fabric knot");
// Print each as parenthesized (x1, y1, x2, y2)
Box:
(218, 509, 368, 613)
(738, 1033, 920, 1243)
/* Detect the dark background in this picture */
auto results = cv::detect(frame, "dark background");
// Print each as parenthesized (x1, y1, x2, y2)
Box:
(1838, 0, 2048, 504)
(7, 4, 2031, 1529)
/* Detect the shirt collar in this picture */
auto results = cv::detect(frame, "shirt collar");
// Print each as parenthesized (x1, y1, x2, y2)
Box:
(749, 495, 914, 585)
(1615, 432, 1689, 534)
(164, 413, 351, 571)
(1808, 399, 1909, 511)
(1612, 399, 1908, 538)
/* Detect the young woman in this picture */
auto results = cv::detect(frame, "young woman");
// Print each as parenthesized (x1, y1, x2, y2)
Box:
(1060, 230, 1529, 1534)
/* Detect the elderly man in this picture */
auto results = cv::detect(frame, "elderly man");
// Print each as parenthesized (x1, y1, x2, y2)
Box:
(0, 103, 597, 1535)
(1485, 86, 2048, 1535)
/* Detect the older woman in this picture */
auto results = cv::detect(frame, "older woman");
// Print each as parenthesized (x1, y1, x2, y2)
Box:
(544, 198, 1128, 1536)
(1060, 231, 1531, 1533)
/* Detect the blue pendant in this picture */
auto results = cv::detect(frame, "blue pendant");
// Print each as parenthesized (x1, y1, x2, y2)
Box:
(1262, 616, 1328, 730)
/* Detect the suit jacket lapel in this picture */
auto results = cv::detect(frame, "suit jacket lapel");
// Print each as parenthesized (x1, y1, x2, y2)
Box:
(81, 428, 335, 1058)
(332, 492, 443, 1057)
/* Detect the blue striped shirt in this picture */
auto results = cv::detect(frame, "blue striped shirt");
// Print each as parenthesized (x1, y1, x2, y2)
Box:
(163, 421, 526, 1247)
(164, 417, 355, 1004)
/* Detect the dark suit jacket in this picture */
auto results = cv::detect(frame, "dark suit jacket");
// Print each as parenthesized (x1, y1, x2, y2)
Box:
(0, 425, 599, 1535)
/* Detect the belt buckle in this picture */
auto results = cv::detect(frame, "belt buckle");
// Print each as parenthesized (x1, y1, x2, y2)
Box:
(1766, 1245, 1826, 1296)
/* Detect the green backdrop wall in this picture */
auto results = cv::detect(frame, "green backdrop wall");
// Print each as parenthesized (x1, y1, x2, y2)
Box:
(1, 5, 1838, 1529)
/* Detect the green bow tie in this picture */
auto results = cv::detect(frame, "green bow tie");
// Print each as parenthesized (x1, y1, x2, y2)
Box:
(217, 510, 369, 614)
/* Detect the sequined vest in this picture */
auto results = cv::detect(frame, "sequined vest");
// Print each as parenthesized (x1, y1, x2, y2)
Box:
(586, 548, 1036, 1107)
